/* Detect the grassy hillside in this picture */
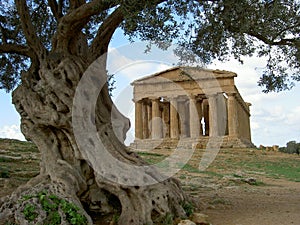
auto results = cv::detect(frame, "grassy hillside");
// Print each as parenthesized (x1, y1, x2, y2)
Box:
(0, 138, 40, 197)
(1, 138, 300, 224)
(1, 138, 300, 198)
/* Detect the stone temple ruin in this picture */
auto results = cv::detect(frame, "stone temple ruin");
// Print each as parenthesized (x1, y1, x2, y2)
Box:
(130, 67, 255, 149)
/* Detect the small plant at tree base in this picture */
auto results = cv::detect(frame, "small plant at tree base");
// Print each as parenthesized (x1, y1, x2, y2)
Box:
(23, 203, 38, 222)
(152, 212, 174, 225)
(181, 201, 194, 217)
(112, 213, 120, 223)
(162, 213, 174, 225)
(21, 191, 87, 224)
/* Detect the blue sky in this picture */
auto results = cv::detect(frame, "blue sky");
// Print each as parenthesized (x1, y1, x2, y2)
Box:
(0, 28, 299, 147)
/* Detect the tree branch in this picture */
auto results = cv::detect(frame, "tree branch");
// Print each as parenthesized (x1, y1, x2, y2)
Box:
(247, 30, 299, 47)
(54, 0, 117, 51)
(88, 0, 169, 61)
(89, 7, 124, 62)
(0, 43, 33, 57)
(58, 0, 64, 17)
(14, 0, 46, 57)
(274, 23, 300, 40)
(48, 0, 62, 20)
(58, 0, 115, 35)
(69, 0, 86, 9)
(0, 24, 7, 43)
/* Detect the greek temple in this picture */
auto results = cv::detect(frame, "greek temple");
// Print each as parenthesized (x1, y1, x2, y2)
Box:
(130, 67, 255, 149)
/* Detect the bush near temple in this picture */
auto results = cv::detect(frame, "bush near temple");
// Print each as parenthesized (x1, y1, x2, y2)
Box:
(279, 141, 300, 155)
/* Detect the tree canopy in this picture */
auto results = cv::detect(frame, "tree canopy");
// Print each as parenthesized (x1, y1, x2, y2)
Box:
(0, 0, 299, 93)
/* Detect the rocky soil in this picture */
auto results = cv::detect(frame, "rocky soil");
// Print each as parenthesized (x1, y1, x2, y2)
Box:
(1, 138, 300, 225)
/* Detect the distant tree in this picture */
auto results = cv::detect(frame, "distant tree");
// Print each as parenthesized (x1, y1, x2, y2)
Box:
(0, 1, 299, 224)
(281, 141, 300, 154)
(279, 146, 286, 153)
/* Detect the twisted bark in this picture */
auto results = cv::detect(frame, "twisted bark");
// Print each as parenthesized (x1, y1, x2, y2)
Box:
(0, 52, 189, 224)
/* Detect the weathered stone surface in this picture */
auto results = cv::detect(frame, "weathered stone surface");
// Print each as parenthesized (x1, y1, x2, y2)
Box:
(191, 213, 209, 224)
(177, 219, 196, 225)
(260, 145, 279, 151)
(130, 136, 256, 151)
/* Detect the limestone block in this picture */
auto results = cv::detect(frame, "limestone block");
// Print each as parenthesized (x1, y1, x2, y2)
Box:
(177, 219, 196, 225)
(266, 146, 272, 151)
(191, 213, 209, 224)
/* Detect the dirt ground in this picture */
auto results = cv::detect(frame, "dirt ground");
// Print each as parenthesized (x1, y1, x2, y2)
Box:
(198, 177, 300, 225)
(171, 148, 300, 225)
(1, 139, 300, 225)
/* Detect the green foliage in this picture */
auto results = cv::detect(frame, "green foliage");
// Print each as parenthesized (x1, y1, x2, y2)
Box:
(0, 1, 299, 92)
(0, 157, 12, 162)
(235, 160, 300, 182)
(161, 213, 173, 225)
(21, 191, 87, 224)
(152, 212, 174, 225)
(112, 213, 120, 223)
(181, 201, 194, 217)
(138, 152, 166, 164)
(0, 166, 10, 178)
(176, 0, 300, 92)
(107, 72, 116, 97)
(23, 203, 38, 222)
(279, 141, 300, 154)
(287, 141, 299, 154)
(181, 164, 200, 173)
(0, 138, 38, 153)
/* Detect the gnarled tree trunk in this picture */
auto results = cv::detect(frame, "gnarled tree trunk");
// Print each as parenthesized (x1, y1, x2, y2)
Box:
(0, 50, 189, 224)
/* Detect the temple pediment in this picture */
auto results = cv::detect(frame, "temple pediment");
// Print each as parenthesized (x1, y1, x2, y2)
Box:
(132, 67, 237, 85)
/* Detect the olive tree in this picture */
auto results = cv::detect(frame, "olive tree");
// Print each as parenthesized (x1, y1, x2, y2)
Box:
(0, 0, 299, 224)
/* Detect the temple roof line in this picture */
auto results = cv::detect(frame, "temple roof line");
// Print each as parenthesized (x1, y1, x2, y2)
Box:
(131, 66, 237, 85)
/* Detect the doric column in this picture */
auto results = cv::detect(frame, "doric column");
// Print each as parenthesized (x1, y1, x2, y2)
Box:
(245, 102, 252, 141)
(170, 97, 179, 139)
(135, 100, 143, 139)
(142, 101, 149, 139)
(162, 103, 170, 138)
(227, 93, 238, 137)
(151, 98, 162, 139)
(208, 94, 218, 137)
(216, 93, 228, 136)
(189, 95, 200, 138)
(178, 99, 188, 138)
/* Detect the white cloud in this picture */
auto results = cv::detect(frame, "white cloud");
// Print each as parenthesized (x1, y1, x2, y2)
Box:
(286, 106, 300, 126)
(0, 125, 25, 141)
(115, 61, 172, 81)
(108, 47, 136, 73)
(107, 42, 179, 80)
(251, 121, 260, 130)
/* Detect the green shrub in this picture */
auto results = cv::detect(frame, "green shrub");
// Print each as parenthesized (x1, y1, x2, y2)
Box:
(23, 203, 38, 222)
(21, 191, 87, 224)
(181, 201, 194, 217)
(280, 141, 300, 154)
(0, 167, 10, 178)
